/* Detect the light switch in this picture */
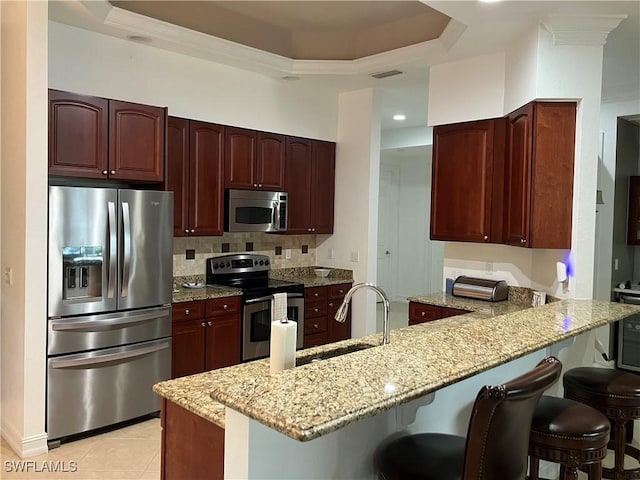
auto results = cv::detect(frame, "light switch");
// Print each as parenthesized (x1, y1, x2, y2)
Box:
(285, 249, 292, 259)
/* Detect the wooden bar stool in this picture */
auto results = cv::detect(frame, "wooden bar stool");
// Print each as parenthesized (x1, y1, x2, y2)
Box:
(374, 356, 562, 480)
(529, 396, 610, 480)
(563, 367, 640, 480)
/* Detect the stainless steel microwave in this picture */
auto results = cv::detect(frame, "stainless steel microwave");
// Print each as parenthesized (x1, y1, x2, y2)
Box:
(225, 189, 287, 232)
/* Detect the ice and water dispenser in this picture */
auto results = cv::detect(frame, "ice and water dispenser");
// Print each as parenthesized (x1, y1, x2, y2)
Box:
(62, 246, 103, 300)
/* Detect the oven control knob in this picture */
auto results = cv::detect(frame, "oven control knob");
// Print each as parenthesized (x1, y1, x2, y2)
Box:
(259, 260, 264, 265)
(212, 263, 218, 269)
(226, 262, 231, 267)
(265, 259, 269, 265)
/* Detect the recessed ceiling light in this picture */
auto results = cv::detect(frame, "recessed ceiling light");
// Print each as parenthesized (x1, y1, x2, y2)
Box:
(393, 114, 406, 121)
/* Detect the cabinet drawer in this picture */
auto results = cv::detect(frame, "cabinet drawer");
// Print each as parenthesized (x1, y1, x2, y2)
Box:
(305, 286, 327, 302)
(328, 283, 351, 299)
(304, 316, 327, 335)
(305, 300, 327, 319)
(441, 307, 470, 318)
(172, 301, 205, 322)
(408, 303, 441, 323)
(205, 296, 241, 317)
(303, 332, 328, 349)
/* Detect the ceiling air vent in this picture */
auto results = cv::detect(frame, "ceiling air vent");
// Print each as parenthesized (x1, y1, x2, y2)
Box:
(370, 70, 403, 79)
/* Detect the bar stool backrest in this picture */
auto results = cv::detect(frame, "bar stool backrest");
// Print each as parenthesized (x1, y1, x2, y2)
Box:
(463, 356, 562, 480)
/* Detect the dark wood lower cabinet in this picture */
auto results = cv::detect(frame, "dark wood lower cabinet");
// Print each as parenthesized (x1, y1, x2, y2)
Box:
(303, 283, 352, 348)
(408, 302, 470, 325)
(171, 319, 206, 378)
(161, 399, 224, 480)
(205, 315, 242, 371)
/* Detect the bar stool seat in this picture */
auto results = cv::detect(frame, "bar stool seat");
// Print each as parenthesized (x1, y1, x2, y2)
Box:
(529, 396, 610, 480)
(374, 357, 562, 480)
(563, 367, 640, 480)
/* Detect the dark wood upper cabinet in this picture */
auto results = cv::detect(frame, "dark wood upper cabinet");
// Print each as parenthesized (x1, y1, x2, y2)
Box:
(628, 177, 640, 245)
(285, 137, 313, 234)
(503, 101, 576, 249)
(108, 100, 166, 182)
(256, 132, 286, 190)
(310, 140, 336, 234)
(166, 117, 190, 237)
(285, 137, 336, 234)
(166, 117, 224, 236)
(48, 89, 109, 178)
(225, 127, 285, 191)
(431, 119, 502, 243)
(189, 121, 225, 236)
(48, 89, 166, 183)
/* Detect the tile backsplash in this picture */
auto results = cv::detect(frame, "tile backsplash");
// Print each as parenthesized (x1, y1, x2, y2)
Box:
(173, 232, 317, 276)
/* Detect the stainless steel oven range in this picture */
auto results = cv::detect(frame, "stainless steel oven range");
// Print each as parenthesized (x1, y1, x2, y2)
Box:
(206, 254, 304, 361)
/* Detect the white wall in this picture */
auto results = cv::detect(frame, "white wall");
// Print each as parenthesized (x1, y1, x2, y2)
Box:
(48, 21, 339, 141)
(1, 1, 49, 457)
(380, 126, 432, 150)
(427, 52, 506, 125)
(316, 89, 381, 338)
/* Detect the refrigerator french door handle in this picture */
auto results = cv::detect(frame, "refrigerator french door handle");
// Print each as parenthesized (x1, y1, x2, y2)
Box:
(51, 308, 170, 331)
(50, 340, 170, 369)
(122, 201, 131, 298)
(107, 201, 117, 299)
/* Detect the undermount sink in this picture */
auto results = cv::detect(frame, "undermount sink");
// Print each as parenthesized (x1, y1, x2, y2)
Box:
(297, 343, 373, 366)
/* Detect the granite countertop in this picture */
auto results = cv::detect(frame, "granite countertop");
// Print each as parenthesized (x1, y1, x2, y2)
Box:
(154, 299, 640, 441)
(407, 292, 531, 317)
(171, 267, 353, 303)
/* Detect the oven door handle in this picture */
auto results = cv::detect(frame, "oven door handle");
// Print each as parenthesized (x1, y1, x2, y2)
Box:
(245, 295, 272, 304)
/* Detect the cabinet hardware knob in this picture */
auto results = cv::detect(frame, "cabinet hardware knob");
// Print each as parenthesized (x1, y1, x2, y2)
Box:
(312, 228, 316, 232)
(308, 228, 312, 232)
(314, 323, 319, 329)
(314, 293, 318, 297)
(185, 309, 190, 315)
(328, 302, 333, 307)
(421, 311, 426, 316)
(110, 170, 116, 175)
(483, 235, 488, 241)
(102, 170, 108, 175)
(190, 229, 195, 233)
(314, 308, 319, 312)
(258, 184, 262, 187)
(253, 183, 257, 187)
(521, 238, 526, 244)
(223, 304, 228, 309)
(201, 322, 205, 327)
(184, 229, 189, 234)
(208, 321, 212, 327)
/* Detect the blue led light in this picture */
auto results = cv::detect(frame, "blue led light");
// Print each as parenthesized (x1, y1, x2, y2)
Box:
(563, 251, 575, 278)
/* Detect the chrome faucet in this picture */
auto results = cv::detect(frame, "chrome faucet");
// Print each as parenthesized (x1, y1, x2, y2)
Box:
(334, 282, 391, 345)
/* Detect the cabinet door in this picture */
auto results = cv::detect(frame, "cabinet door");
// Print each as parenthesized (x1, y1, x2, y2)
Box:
(504, 103, 533, 247)
(629, 177, 640, 245)
(431, 120, 495, 243)
(108, 100, 166, 182)
(327, 298, 351, 343)
(528, 102, 575, 249)
(256, 132, 286, 190)
(204, 315, 241, 371)
(189, 121, 225, 236)
(408, 302, 441, 325)
(441, 307, 470, 318)
(171, 318, 205, 378)
(166, 117, 190, 237)
(48, 89, 108, 178)
(310, 140, 336, 234)
(285, 137, 313, 233)
(225, 127, 256, 189)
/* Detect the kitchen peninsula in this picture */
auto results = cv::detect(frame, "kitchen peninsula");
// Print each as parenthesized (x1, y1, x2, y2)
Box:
(154, 300, 640, 479)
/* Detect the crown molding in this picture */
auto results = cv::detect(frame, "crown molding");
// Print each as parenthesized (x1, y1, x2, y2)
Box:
(542, 14, 628, 46)
(84, 1, 463, 78)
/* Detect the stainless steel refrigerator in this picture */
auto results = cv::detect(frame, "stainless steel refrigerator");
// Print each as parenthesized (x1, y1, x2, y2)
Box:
(47, 186, 173, 441)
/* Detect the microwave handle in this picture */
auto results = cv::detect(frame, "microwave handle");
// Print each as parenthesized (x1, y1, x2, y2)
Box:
(273, 201, 280, 231)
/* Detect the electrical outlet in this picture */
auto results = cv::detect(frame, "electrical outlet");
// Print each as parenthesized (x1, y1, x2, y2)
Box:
(328, 248, 334, 260)
(285, 249, 292, 260)
(485, 262, 494, 274)
(350, 251, 359, 262)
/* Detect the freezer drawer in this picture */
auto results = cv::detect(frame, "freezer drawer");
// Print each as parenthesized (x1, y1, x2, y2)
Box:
(47, 338, 171, 440)
(48, 306, 171, 356)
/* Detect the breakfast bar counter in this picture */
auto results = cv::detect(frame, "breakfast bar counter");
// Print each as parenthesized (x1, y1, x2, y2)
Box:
(153, 300, 640, 479)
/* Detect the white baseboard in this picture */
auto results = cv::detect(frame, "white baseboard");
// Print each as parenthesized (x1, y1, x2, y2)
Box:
(1, 419, 48, 458)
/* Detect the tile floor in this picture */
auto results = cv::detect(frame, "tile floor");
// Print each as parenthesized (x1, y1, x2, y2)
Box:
(1, 418, 160, 480)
